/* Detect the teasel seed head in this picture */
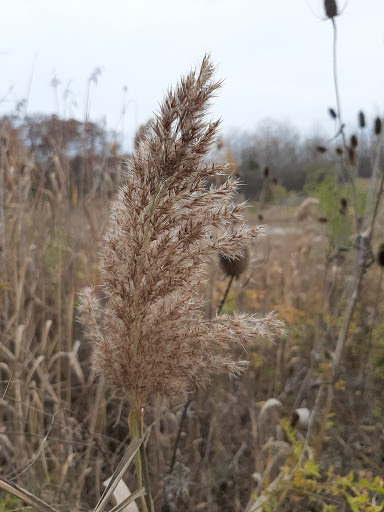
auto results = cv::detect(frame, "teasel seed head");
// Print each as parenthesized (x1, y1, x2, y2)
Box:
(350, 134, 358, 148)
(258, 214, 264, 221)
(328, 107, 337, 119)
(316, 145, 327, 154)
(318, 217, 328, 223)
(324, 0, 338, 18)
(377, 243, 384, 267)
(340, 197, 347, 215)
(272, 177, 278, 185)
(374, 117, 382, 136)
(358, 111, 366, 129)
(336, 147, 343, 156)
(220, 248, 249, 279)
(264, 166, 270, 178)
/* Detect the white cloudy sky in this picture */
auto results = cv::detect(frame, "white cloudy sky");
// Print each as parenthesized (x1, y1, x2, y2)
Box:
(1, 0, 383, 147)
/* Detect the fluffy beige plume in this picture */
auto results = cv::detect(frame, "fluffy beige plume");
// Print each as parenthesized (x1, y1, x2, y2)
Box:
(79, 55, 284, 413)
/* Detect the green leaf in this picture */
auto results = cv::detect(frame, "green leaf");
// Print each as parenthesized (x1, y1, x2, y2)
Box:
(346, 494, 359, 512)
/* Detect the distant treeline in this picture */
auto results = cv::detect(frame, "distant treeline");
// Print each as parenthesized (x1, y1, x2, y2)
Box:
(0, 114, 123, 201)
(0, 114, 380, 202)
(228, 119, 381, 199)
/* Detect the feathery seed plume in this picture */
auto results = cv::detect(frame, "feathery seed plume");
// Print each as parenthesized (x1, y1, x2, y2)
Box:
(79, 56, 284, 413)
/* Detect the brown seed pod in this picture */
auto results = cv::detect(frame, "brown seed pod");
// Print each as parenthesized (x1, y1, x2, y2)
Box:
(316, 145, 327, 154)
(219, 248, 249, 278)
(324, 0, 338, 18)
(377, 243, 384, 267)
(336, 147, 343, 156)
(272, 177, 278, 184)
(358, 111, 366, 129)
(350, 134, 358, 148)
(374, 117, 382, 136)
(258, 213, 264, 221)
(264, 166, 270, 177)
(328, 107, 337, 119)
(318, 217, 328, 223)
(339, 197, 347, 215)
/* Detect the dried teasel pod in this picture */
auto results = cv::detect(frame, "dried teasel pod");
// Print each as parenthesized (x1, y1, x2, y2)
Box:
(358, 111, 366, 129)
(316, 145, 327, 154)
(318, 217, 328, 223)
(350, 134, 358, 148)
(272, 177, 278, 184)
(374, 117, 382, 136)
(258, 213, 264, 221)
(377, 243, 384, 267)
(328, 107, 337, 119)
(336, 147, 343, 156)
(340, 197, 347, 215)
(219, 247, 249, 279)
(264, 166, 270, 178)
(324, 0, 338, 19)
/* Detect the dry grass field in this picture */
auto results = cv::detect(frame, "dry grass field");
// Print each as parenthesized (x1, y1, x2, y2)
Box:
(1, 54, 384, 511)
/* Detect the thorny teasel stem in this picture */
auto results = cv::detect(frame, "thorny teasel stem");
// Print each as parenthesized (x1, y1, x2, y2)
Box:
(330, 16, 358, 227)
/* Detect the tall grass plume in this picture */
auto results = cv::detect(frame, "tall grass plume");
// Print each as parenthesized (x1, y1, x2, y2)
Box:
(79, 56, 284, 418)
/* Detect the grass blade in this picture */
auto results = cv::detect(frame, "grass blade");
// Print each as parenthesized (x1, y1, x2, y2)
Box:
(109, 488, 146, 512)
(93, 436, 143, 512)
(0, 475, 59, 512)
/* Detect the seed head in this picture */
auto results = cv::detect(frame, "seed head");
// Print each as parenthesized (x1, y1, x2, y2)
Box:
(316, 145, 327, 154)
(79, 56, 284, 409)
(358, 111, 366, 129)
(328, 108, 337, 119)
(336, 147, 343, 156)
(264, 166, 269, 178)
(340, 197, 347, 215)
(350, 135, 358, 148)
(220, 248, 249, 279)
(374, 117, 382, 136)
(324, 0, 338, 18)
(377, 243, 384, 267)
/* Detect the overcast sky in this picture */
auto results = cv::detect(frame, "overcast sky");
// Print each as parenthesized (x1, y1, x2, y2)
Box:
(1, 0, 383, 148)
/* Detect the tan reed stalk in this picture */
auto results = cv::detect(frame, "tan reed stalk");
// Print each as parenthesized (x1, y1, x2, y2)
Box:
(80, 55, 284, 507)
(0, 139, 9, 327)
